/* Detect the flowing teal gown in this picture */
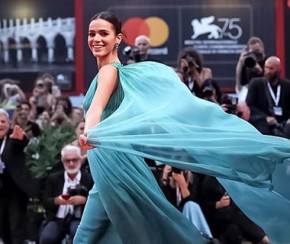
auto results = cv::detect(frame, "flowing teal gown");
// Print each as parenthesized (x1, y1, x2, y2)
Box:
(74, 61, 290, 244)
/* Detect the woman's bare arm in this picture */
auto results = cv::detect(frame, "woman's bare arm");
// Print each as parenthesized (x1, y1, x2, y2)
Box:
(84, 65, 118, 133)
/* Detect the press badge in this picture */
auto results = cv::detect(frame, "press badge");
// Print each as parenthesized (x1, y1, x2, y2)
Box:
(274, 106, 282, 116)
(0, 159, 5, 174)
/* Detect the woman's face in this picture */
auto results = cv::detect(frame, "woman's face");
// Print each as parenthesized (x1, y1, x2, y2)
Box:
(88, 18, 122, 58)
(39, 111, 50, 125)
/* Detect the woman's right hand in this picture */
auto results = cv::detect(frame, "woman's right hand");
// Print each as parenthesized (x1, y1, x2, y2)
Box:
(79, 133, 94, 150)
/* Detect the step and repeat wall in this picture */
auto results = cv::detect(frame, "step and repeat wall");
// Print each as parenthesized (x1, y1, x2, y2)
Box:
(82, 0, 276, 90)
(0, 0, 288, 93)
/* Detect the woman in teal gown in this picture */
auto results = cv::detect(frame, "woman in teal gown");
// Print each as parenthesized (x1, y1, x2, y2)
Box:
(74, 11, 290, 244)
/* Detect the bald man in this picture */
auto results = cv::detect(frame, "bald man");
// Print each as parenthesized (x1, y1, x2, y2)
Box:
(135, 35, 150, 57)
(126, 35, 160, 64)
(246, 56, 290, 138)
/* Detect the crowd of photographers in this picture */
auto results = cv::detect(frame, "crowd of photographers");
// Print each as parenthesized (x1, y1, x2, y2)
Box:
(123, 35, 289, 244)
(0, 34, 289, 243)
(0, 73, 92, 243)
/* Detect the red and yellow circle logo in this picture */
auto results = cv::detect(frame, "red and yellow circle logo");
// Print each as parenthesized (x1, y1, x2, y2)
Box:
(122, 17, 169, 47)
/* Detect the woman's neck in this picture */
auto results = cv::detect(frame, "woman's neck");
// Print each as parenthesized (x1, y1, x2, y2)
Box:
(97, 53, 120, 69)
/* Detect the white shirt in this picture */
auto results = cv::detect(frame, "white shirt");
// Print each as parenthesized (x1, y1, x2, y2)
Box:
(56, 171, 81, 218)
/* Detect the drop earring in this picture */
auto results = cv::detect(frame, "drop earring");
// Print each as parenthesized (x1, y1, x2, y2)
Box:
(115, 43, 119, 49)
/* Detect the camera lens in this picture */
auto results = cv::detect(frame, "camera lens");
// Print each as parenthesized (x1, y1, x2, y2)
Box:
(202, 86, 214, 98)
(123, 46, 132, 56)
(244, 56, 256, 68)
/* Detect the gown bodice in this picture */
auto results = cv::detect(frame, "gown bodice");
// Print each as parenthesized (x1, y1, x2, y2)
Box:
(83, 63, 124, 121)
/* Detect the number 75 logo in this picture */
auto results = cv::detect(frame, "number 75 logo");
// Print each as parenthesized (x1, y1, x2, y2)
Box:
(191, 16, 242, 40)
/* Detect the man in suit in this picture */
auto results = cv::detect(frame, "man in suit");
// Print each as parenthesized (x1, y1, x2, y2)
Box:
(0, 108, 37, 244)
(39, 144, 93, 244)
(246, 56, 290, 138)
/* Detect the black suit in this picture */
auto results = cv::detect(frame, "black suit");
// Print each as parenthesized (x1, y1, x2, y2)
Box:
(39, 170, 93, 244)
(42, 171, 93, 221)
(0, 129, 38, 244)
(246, 77, 290, 136)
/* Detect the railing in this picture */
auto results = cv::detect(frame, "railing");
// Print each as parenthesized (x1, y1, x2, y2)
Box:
(0, 17, 75, 37)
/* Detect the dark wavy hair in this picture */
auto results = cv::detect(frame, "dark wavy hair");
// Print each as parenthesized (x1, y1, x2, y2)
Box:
(177, 47, 203, 73)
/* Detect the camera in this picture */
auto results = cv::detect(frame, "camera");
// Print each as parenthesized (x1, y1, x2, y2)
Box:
(168, 167, 182, 177)
(5, 84, 18, 96)
(243, 49, 264, 68)
(172, 167, 182, 174)
(182, 55, 199, 73)
(221, 94, 238, 115)
(123, 46, 141, 63)
(202, 84, 214, 99)
(67, 184, 89, 197)
(201, 79, 221, 102)
(67, 184, 89, 218)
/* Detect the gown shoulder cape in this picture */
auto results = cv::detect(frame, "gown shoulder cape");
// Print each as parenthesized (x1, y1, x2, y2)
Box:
(85, 61, 290, 243)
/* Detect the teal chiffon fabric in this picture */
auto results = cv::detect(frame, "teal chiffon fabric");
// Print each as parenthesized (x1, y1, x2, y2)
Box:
(75, 61, 290, 244)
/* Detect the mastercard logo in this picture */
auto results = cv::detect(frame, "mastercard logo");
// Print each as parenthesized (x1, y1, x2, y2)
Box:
(122, 17, 169, 47)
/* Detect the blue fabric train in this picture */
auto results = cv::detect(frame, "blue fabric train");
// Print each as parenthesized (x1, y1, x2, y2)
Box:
(76, 61, 290, 244)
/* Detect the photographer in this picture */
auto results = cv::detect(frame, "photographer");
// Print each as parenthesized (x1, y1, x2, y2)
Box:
(39, 145, 93, 244)
(246, 56, 290, 138)
(124, 35, 163, 65)
(200, 175, 269, 244)
(235, 37, 266, 102)
(201, 79, 245, 118)
(160, 165, 213, 240)
(50, 96, 73, 126)
(29, 76, 55, 117)
(0, 79, 26, 108)
(125, 35, 153, 64)
(200, 79, 222, 105)
(177, 47, 212, 97)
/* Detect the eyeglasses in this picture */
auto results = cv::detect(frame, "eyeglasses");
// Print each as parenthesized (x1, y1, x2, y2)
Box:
(36, 83, 44, 87)
(63, 158, 80, 164)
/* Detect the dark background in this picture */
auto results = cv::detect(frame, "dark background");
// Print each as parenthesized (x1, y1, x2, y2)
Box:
(0, 0, 73, 19)
(285, 0, 290, 78)
(83, 0, 276, 90)
(0, 0, 288, 94)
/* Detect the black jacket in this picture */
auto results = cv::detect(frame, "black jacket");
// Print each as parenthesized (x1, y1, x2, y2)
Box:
(42, 170, 93, 221)
(246, 77, 290, 124)
(1, 128, 39, 196)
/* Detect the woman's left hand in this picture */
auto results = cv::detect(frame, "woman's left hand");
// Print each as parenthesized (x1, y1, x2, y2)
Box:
(79, 133, 94, 150)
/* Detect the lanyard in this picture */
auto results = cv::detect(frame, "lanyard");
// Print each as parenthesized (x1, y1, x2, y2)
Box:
(267, 82, 281, 106)
(0, 136, 7, 159)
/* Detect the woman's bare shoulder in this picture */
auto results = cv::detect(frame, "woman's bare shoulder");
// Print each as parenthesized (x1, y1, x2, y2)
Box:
(98, 64, 118, 83)
(99, 63, 120, 73)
